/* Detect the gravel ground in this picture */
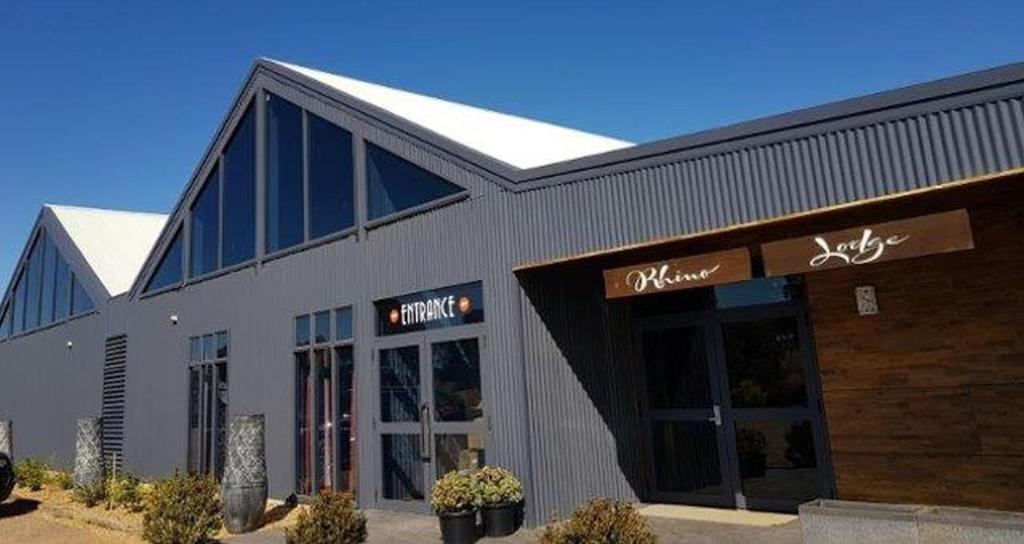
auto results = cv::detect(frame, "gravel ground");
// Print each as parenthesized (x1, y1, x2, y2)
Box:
(0, 497, 145, 544)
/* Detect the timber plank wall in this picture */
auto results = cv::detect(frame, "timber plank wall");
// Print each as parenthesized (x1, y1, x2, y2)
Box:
(806, 196, 1024, 510)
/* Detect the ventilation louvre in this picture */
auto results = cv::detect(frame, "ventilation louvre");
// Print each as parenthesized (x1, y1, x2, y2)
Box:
(102, 335, 127, 470)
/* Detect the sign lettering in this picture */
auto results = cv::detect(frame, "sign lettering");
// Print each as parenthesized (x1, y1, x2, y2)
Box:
(376, 282, 483, 336)
(762, 209, 973, 277)
(604, 248, 751, 299)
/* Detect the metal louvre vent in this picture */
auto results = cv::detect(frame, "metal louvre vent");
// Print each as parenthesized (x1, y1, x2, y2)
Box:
(102, 335, 127, 469)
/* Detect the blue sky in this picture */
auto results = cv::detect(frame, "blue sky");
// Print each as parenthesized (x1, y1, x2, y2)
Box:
(2, 1, 1024, 285)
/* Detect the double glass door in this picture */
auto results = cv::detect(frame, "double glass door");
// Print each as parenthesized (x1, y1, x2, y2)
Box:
(639, 303, 833, 512)
(375, 329, 486, 510)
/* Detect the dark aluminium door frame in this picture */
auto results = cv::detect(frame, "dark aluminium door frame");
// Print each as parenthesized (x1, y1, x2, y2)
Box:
(371, 323, 487, 513)
(634, 298, 836, 512)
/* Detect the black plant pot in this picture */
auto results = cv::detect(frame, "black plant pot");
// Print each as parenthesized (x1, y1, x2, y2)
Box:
(482, 503, 518, 537)
(438, 509, 477, 544)
(0, 452, 14, 503)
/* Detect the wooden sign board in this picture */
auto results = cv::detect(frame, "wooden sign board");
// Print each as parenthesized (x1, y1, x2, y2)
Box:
(761, 209, 974, 277)
(604, 248, 752, 299)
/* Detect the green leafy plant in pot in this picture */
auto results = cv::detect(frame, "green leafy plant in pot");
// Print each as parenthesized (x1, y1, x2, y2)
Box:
(430, 470, 480, 544)
(472, 466, 524, 537)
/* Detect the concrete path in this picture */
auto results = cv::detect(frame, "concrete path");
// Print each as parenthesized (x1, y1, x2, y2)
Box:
(224, 505, 802, 544)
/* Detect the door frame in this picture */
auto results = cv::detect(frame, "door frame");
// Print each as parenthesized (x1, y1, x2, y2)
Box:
(635, 299, 835, 512)
(371, 324, 487, 512)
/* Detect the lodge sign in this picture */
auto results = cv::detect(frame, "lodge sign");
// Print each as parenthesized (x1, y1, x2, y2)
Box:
(603, 248, 752, 299)
(761, 209, 974, 277)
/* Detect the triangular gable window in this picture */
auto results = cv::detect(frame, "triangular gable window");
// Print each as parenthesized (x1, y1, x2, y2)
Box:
(1, 228, 96, 340)
(144, 227, 183, 293)
(366, 143, 464, 220)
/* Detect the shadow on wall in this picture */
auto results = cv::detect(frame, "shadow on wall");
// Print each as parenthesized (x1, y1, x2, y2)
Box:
(518, 266, 646, 508)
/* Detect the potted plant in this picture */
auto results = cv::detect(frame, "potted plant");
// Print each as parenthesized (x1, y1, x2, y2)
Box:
(430, 470, 480, 544)
(473, 466, 524, 537)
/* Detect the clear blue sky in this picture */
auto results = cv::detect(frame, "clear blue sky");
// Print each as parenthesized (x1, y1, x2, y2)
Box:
(3, 1, 1024, 286)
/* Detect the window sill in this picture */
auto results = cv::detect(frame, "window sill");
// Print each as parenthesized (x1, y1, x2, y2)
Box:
(0, 308, 100, 344)
(262, 227, 358, 265)
(364, 192, 470, 230)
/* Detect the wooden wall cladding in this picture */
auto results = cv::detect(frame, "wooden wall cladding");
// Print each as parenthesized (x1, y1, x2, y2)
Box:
(806, 201, 1024, 510)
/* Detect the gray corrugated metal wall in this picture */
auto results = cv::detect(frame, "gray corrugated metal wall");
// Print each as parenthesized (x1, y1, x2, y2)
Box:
(1, 63, 1023, 527)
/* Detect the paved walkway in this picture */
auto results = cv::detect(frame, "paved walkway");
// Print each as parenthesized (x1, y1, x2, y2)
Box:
(224, 505, 802, 544)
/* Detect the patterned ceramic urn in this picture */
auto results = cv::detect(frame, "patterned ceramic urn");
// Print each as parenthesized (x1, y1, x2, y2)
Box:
(0, 420, 12, 458)
(74, 417, 104, 489)
(221, 414, 268, 534)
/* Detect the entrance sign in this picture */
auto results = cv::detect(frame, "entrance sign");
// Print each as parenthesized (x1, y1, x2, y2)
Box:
(375, 281, 483, 336)
(761, 209, 973, 277)
(603, 248, 752, 299)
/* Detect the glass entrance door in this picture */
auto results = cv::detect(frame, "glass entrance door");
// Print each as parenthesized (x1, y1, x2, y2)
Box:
(639, 316, 733, 507)
(376, 330, 486, 510)
(637, 287, 833, 512)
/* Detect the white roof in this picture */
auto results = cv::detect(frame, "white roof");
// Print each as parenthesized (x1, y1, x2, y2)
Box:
(269, 59, 633, 169)
(47, 205, 168, 296)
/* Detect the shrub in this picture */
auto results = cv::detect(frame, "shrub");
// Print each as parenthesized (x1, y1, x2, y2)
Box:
(142, 473, 221, 544)
(53, 470, 74, 490)
(108, 472, 145, 512)
(430, 470, 480, 514)
(540, 497, 657, 544)
(74, 481, 108, 508)
(473, 466, 524, 506)
(285, 490, 367, 544)
(14, 458, 48, 491)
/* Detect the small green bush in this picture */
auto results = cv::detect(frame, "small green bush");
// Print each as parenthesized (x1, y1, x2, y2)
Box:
(473, 466, 524, 506)
(430, 470, 481, 514)
(285, 490, 367, 544)
(54, 470, 74, 490)
(540, 497, 657, 544)
(108, 472, 145, 512)
(74, 480, 108, 508)
(14, 458, 48, 491)
(142, 473, 221, 544)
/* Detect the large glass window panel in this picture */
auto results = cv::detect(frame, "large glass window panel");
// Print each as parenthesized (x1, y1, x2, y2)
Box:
(431, 339, 482, 423)
(309, 114, 354, 238)
(379, 346, 420, 423)
(11, 272, 25, 334)
(381, 434, 424, 501)
(334, 307, 353, 342)
(722, 317, 808, 408)
(145, 228, 183, 292)
(265, 94, 304, 253)
(295, 315, 311, 347)
(53, 254, 70, 321)
(40, 234, 56, 326)
(366, 143, 463, 220)
(222, 103, 256, 267)
(190, 169, 220, 277)
(643, 326, 712, 409)
(734, 420, 821, 501)
(335, 345, 355, 491)
(71, 275, 94, 315)
(652, 421, 724, 495)
(24, 237, 43, 330)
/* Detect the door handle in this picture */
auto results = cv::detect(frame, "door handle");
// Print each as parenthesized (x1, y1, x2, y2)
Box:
(709, 405, 722, 427)
(419, 403, 431, 462)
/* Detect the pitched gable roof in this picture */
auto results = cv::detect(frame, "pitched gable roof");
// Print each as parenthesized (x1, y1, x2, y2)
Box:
(267, 59, 633, 169)
(46, 205, 168, 297)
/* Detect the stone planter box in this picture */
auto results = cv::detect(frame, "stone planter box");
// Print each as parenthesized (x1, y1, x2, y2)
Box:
(800, 499, 1024, 544)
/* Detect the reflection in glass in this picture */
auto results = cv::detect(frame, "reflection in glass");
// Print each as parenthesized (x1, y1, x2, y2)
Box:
(380, 347, 420, 423)
(722, 317, 808, 408)
(216, 332, 229, 359)
(187, 368, 201, 472)
(734, 420, 821, 501)
(24, 237, 42, 329)
(71, 275, 94, 315)
(309, 113, 355, 238)
(190, 169, 220, 277)
(715, 276, 803, 309)
(643, 326, 711, 409)
(432, 339, 482, 423)
(652, 421, 723, 495)
(295, 352, 312, 494)
(295, 315, 311, 347)
(335, 307, 353, 342)
(222, 103, 256, 267)
(434, 434, 485, 479)
(335, 346, 355, 491)
(40, 235, 56, 326)
(382, 434, 424, 501)
(265, 94, 305, 253)
(145, 228, 183, 292)
(314, 311, 330, 344)
(316, 350, 333, 491)
(366, 143, 463, 220)
(214, 362, 228, 480)
(53, 254, 70, 321)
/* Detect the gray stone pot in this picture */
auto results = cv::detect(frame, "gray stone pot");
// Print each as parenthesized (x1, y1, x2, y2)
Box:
(221, 414, 268, 534)
(73, 417, 104, 489)
(0, 420, 12, 459)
